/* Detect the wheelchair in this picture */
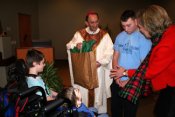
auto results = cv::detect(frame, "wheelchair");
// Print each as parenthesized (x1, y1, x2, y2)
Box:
(1, 59, 75, 117)
(15, 86, 73, 117)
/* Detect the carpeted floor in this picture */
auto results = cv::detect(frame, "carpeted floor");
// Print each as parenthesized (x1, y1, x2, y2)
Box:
(55, 59, 157, 117)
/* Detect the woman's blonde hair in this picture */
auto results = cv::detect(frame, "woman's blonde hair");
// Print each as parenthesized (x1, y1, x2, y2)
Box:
(137, 5, 172, 36)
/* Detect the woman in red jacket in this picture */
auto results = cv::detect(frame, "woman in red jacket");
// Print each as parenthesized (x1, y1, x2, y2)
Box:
(110, 5, 175, 117)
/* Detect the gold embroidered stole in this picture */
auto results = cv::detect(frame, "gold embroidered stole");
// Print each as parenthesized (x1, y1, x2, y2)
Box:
(79, 28, 107, 50)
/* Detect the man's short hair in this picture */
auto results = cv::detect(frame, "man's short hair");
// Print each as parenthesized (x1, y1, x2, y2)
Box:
(120, 10, 136, 22)
(85, 11, 99, 21)
(25, 49, 45, 68)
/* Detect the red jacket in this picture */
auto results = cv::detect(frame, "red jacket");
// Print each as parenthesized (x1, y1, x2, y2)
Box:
(128, 25, 175, 91)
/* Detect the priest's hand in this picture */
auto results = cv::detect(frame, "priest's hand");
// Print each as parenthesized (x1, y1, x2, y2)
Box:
(76, 43, 83, 49)
(96, 61, 101, 68)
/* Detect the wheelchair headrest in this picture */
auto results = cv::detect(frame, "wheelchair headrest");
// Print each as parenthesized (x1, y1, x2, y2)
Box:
(15, 59, 28, 76)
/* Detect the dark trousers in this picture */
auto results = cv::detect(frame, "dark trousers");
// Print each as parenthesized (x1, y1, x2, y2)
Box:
(110, 81, 138, 117)
(154, 86, 175, 117)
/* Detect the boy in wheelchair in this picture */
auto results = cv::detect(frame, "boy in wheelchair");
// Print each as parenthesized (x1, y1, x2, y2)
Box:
(2, 49, 108, 116)
(25, 49, 58, 101)
(14, 49, 59, 116)
(1, 49, 68, 117)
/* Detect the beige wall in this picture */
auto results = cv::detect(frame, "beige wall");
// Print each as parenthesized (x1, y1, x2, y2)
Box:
(0, 0, 175, 59)
(0, 0, 39, 55)
(38, 0, 175, 59)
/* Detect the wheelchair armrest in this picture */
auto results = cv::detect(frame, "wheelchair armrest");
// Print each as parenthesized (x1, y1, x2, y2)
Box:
(44, 97, 65, 113)
(19, 86, 46, 104)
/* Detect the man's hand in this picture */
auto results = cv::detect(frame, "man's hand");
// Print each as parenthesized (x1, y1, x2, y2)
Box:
(115, 78, 123, 86)
(119, 79, 129, 88)
(114, 78, 129, 88)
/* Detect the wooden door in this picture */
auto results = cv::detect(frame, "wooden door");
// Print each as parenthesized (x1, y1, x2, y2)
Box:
(18, 13, 32, 47)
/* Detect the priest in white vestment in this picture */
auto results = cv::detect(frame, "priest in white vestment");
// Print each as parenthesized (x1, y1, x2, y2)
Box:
(66, 11, 113, 114)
